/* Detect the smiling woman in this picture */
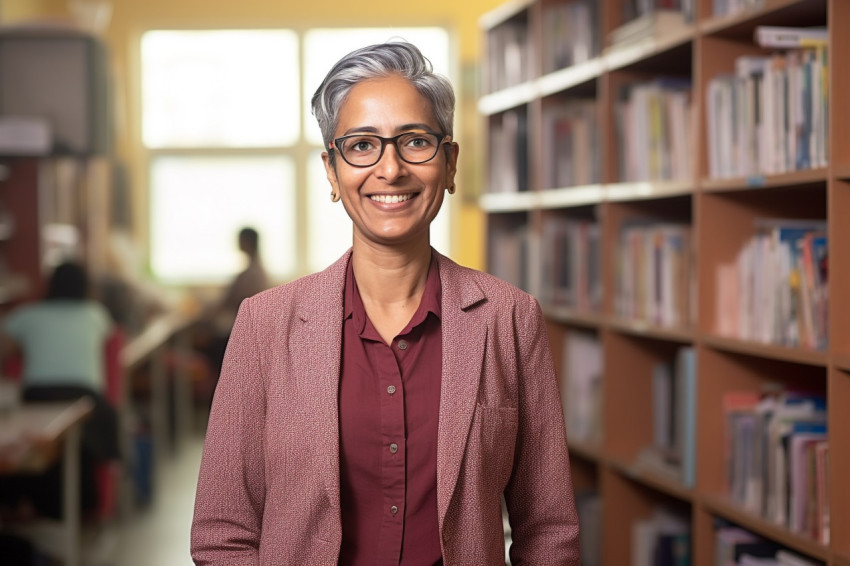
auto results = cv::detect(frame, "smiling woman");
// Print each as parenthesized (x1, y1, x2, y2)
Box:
(191, 41, 581, 566)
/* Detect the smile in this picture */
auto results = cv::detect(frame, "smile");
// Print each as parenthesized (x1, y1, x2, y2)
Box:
(370, 193, 414, 203)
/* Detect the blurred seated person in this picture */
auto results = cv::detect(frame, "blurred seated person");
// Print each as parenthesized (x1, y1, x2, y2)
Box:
(0, 260, 120, 521)
(194, 227, 270, 377)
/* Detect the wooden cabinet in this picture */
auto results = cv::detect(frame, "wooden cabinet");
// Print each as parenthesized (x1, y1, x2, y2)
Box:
(479, 0, 844, 563)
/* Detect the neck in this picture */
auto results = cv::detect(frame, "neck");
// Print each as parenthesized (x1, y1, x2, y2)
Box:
(351, 240, 432, 307)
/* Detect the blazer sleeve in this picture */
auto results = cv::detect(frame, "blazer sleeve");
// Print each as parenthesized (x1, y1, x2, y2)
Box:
(504, 294, 581, 565)
(191, 298, 267, 566)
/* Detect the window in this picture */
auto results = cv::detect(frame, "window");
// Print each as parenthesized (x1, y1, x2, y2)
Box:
(141, 27, 453, 284)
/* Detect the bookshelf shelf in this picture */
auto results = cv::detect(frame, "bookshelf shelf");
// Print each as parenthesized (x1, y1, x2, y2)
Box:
(538, 59, 605, 98)
(538, 185, 605, 209)
(605, 180, 693, 202)
(565, 438, 604, 463)
(608, 318, 695, 344)
(480, 0, 841, 563)
(602, 29, 694, 72)
(698, 0, 827, 36)
(478, 0, 535, 31)
(700, 169, 829, 193)
(542, 306, 603, 329)
(701, 494, 830, 561)
(479, 191, 539, 212)
(477, 82, 537, 116)
(609, 456, 695, 503)
(702, 335, 828, 367)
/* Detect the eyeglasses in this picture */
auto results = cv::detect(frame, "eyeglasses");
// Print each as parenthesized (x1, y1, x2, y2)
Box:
(331, 132, 449, 168)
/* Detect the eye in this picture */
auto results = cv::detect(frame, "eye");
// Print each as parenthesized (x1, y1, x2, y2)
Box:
(346, 136, 379, 153)
(402, 133, 436, 150)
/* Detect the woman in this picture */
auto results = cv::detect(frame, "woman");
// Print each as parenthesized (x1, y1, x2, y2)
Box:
(1, 261, 113, 394)
(191, 41, 580, 565)
(0, 260, 118, 519)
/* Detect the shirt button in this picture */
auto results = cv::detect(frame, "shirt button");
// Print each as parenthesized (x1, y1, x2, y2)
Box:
(389, 442, 398, 454)
(397, 340, 408, 350)
(390, 505, 398, 515)
(387, 385, 396, 395)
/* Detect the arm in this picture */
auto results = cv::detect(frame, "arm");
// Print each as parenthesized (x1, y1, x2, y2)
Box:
(190, 299, 267, 566)
(504, 295, 581, 565)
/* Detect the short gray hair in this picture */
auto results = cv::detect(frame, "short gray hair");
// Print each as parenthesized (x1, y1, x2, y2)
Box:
(311, 41, 455, 158)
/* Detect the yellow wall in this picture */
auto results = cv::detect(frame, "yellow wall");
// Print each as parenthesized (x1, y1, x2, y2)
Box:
(2, 0, 496, 272)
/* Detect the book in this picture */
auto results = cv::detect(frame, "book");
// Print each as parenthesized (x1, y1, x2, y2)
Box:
(754, 26, 828, 49)
(653, 360, 674, 452)
(575, 489, 601, 566)
(714, 526, 777, 566)
(813, 441, 829, 544)
(632, 508, 690, 566)
(675, 346, 697, 488)
(562, 330, 603, 443)
(608, 9, 689, 46)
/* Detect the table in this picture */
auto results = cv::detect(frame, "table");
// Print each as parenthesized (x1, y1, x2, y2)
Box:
(0, 397, 94, 566)
(121, 310, 196, 471)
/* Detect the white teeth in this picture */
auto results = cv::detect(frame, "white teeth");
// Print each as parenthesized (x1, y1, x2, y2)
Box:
(370, 193, 412, 203)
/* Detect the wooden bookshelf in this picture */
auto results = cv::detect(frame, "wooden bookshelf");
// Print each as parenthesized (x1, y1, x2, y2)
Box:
(479, 0, 842, 563)
(0, 156, 114, 311)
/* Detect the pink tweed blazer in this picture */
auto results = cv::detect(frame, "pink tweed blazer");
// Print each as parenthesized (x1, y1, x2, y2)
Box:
(191, 250, 580, 565)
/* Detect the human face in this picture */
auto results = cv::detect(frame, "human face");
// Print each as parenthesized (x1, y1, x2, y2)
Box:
(322, 75, 459, 250)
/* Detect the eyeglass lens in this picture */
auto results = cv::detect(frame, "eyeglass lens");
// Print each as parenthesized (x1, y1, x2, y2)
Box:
(337, 132, 441, 166)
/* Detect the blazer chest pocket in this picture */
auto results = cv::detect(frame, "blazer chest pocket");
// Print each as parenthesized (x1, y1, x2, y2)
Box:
(469, 404, 518, 484)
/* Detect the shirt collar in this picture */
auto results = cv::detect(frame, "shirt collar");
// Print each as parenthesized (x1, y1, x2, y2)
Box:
(343, 251, 442, 334)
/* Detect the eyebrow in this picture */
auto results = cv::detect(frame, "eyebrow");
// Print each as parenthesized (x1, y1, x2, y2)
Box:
(340, 123, 439, 136)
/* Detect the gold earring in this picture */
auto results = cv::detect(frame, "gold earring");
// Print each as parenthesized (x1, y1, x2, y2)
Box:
(447, 185, 456, 194)
(330, 190, 340, 202)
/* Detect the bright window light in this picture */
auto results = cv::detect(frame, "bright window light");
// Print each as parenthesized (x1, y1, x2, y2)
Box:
(149, 155, 296, 282)
(142, 30, 299, 148)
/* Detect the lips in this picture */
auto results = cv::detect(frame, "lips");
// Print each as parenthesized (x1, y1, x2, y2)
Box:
(370, 193, 414, 203)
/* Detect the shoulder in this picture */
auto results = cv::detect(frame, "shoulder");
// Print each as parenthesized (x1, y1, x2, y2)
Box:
(239, 251, 349, 321)
(435, 251, 540, 315)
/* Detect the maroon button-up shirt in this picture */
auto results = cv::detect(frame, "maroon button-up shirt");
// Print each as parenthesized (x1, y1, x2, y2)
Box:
(338, 255, 443, 566)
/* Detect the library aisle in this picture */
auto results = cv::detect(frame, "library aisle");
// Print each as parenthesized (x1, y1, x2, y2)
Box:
(84, 434, 204, 566)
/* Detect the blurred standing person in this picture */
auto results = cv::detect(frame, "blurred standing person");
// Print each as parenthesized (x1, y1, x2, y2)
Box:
(196, 226, 270, 379)
(192, 42, 580, 565)
(215, 227, 270, 330)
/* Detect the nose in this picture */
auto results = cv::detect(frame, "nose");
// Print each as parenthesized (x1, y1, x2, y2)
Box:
(374, 139, 406, 181)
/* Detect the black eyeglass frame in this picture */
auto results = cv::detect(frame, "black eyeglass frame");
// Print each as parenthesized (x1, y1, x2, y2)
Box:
(330, 131, 451, 168)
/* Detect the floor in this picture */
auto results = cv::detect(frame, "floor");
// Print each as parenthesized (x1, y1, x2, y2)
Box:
(83, 433, 204, 566)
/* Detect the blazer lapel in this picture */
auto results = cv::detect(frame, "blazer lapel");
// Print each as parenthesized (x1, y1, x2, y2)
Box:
(291, 250, 351, 511)
(434, 252, 487, 526)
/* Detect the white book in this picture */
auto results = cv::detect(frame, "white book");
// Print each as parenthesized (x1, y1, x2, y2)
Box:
(754, 26, 828, 49)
